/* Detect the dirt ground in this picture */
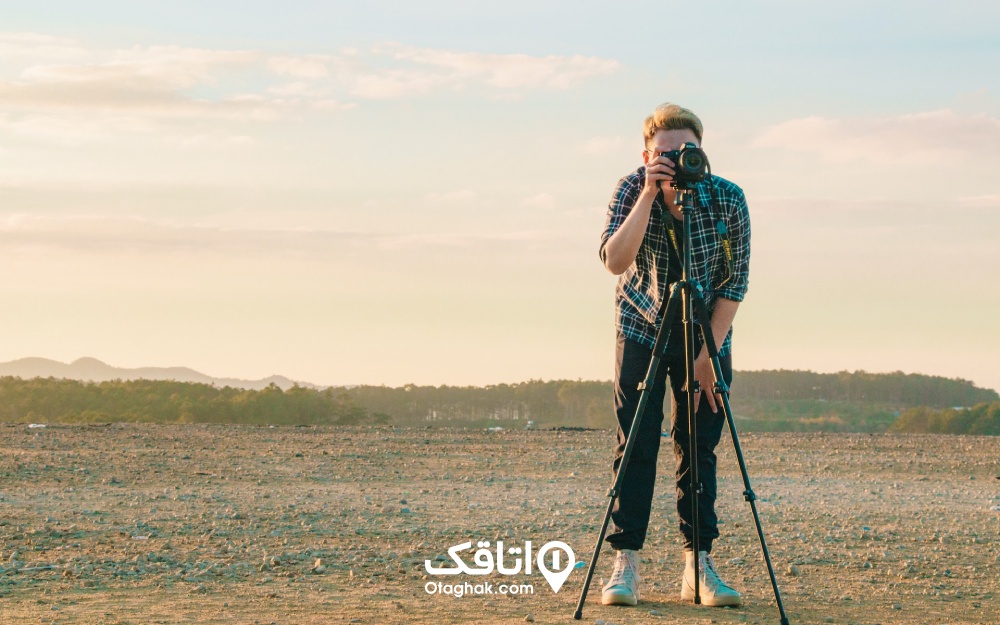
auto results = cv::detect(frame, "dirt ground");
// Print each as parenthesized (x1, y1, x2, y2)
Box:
(1, 423, 998, 625)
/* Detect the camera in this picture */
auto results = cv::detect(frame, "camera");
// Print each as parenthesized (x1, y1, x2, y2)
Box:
(658, 142, 708, 188)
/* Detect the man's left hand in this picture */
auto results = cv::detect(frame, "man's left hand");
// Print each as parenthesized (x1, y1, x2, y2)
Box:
(691, 352, 720, 413)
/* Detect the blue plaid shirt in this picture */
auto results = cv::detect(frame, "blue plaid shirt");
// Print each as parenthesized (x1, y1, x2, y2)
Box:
(599, 167, 750, 356)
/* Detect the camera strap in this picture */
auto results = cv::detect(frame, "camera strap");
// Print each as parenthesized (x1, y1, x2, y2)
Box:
(664, 200, 734, 291)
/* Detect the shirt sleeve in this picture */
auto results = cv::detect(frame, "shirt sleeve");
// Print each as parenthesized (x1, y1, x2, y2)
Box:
(599, 173, 641, 265)
(714, 186, 750, 302)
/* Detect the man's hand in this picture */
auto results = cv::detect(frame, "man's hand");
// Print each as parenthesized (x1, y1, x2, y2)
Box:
(689, 351, 720, 414)
(642, 153, 675, 197)
(686, 299, 739, 414)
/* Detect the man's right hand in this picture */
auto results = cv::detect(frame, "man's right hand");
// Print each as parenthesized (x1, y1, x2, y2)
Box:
(642, 153, 676, 197)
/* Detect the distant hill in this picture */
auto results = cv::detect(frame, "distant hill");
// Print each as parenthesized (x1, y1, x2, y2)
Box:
(0, 357, 317, 391)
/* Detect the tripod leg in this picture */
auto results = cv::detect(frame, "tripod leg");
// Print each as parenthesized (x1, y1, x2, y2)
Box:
(573, 285, 684, 620)
(691, 294, 791, 625)
(681, 282, 702, 604)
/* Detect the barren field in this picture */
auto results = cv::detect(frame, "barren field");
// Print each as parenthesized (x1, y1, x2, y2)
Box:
(1, 423, 998, 625)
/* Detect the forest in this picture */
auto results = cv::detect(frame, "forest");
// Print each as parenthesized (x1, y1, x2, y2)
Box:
(0, 377, 381, 426)
(342, 370, 998, 432)
(0, 370, 996, 434)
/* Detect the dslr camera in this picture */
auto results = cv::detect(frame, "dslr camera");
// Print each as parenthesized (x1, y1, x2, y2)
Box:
(658, 142, 708, 189)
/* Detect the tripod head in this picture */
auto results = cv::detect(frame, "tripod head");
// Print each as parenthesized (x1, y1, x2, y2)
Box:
(670, 186, 699, 216)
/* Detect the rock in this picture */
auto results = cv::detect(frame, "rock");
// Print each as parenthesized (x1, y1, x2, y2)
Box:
(524, 615, 534, 622)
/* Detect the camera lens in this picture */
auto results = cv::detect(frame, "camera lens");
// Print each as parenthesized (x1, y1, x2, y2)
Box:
(679, 150, 704, 172)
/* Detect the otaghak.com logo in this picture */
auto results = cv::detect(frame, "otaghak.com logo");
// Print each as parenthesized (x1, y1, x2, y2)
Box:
(424, 539, 578, 597)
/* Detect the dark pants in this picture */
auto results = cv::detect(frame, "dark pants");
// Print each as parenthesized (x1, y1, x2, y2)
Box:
(605, 330, 732, 553)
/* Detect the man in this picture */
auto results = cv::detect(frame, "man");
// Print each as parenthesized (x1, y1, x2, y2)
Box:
(598, 103, 750, 607)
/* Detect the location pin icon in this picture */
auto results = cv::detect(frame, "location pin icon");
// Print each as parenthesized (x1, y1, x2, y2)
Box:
(536, 541, 575, 593)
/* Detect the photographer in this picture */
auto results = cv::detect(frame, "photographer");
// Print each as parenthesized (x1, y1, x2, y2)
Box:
(597, 103, 750, 607)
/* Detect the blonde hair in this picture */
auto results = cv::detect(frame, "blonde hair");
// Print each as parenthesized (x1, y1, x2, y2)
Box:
(643, 103, 703, 147)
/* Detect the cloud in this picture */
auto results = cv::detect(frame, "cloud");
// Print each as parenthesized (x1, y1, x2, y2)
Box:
(0, 43, 283, 125)
(267, 55, 332, 79)
(350, 43, 619, 98)
(0, 34, 618, 144)
(754, 109, 1000, 163)
(1, 35, 618, 118)
(23, 45, 260, 88)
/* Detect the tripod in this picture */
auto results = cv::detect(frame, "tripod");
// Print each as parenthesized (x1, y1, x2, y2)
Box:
(573, 186, 790, 625)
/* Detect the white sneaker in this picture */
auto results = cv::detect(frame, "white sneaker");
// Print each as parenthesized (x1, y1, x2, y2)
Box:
(601, 549, 641, 606)
(681, 550, 741, 607)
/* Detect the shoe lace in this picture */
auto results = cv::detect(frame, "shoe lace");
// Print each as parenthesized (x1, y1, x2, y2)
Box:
(701, 555, 733, 591)
(610, 552, 638, 587)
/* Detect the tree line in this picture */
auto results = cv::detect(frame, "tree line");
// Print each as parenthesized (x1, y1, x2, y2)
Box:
(0, 370, 996, 434)
(734, 369, 995, 406)
(0, 377, 382, 426)
(889, 402, 1000, 435)
(341, 370, 997, 431)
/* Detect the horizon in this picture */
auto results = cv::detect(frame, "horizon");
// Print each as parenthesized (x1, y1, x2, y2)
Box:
(1, 3, 998, 392)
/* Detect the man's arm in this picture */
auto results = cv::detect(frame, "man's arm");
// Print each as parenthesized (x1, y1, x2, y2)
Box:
(692, 297, 740, 413)
(602, 187, 656, 275)
(691, 185, 750, 412)
(601, 155, 677, 275)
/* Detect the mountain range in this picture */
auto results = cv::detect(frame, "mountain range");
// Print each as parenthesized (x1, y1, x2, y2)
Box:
(0, 357, 317, 391)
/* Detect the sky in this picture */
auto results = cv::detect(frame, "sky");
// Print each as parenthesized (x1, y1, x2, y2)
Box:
(0, 1, 998, 391)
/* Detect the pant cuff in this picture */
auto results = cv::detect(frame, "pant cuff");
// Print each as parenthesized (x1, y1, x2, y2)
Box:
(682, 539, 713, 554)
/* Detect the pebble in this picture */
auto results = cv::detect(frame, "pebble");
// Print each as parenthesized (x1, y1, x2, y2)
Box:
(524, 615, 534, 623)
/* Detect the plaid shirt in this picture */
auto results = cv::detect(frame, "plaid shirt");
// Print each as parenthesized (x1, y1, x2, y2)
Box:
(599, 166, 751, 356)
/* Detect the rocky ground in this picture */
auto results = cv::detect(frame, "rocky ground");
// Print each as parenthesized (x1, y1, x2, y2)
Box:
(0, 422, 997, 624)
